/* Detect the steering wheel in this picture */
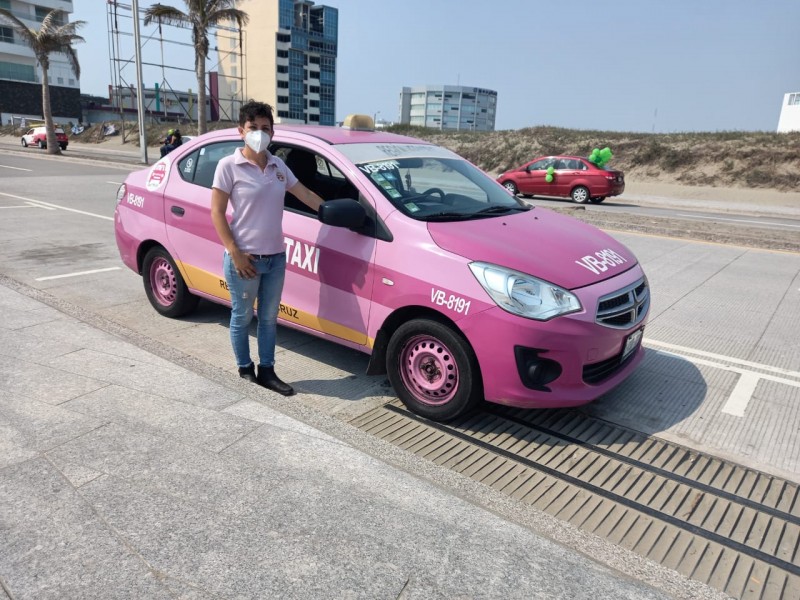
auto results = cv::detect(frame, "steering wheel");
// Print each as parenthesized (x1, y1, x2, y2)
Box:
(421, 187, 447, 201)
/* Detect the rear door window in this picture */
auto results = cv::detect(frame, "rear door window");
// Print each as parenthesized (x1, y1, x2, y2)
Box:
(178, 141, 240, 188)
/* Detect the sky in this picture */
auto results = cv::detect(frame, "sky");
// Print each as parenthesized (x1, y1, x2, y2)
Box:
(70, 0, 800, 133)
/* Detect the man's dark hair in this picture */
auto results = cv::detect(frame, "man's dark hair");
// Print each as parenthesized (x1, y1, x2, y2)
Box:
(239, 100, 274, 127)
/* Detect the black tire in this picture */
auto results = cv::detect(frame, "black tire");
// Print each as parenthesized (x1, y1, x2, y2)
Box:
(38, 140, 45, 149)
(142, 247, 199, 318)
(386, 318, 482, 421)
(590, 196, 605, 204)
(502, 181, 518, 195)
(571, 186, 590, 204)
(21, 139, 27, 147)
(60, 144, 67, 151)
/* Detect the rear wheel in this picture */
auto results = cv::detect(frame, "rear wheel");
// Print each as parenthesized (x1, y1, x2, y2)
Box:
(142, 247, 199, 318)
(37, 140, 45, 149)
(387, 318, 482, 421)
(502, 181, 519, 195)
(60, 144, 67, 151)
(571, 186, 590, 204)
(590, 196, 606, 204)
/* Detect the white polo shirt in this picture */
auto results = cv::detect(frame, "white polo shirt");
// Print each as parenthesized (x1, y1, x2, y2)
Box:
(212, 148, 298, 255)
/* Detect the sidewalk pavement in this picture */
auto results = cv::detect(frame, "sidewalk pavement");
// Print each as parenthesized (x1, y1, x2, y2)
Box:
(0, 278, 710, 598)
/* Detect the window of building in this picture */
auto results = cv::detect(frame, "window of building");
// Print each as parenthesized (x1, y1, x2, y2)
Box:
(309, 114, 320, 122)
(309, 99, 319, 108)
(278, 96, 289, 104)
(0, 0, 10, 9)
(278, 110, 289, 118)
(230, 66, 237, 77)
(277, 80, 289, 88)
(230, 52, 237, 63)
(0, 26, 12, 43)
(35, 6, 64, 24)
(0, 61, 35, 81)
(310, 85, 320, 94)
(57, 77, 63, 84)
(277, 33, 290, 43)
(278, 50, 289, 58)
(278, 65, 288, 73)
(789, 93, 800, 106)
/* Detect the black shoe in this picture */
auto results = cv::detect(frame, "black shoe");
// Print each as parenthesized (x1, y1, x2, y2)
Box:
(257, 365, 295, 396)
(238, 363, 257, 383)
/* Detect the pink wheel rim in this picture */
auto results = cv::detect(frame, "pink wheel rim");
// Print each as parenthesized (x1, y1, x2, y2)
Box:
(400, 334, 459, 406)
(149, 257, 177, 307)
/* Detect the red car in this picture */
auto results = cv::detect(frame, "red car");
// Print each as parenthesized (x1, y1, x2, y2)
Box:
(497, 155, 624, 204)
(20, 126, 68, 150)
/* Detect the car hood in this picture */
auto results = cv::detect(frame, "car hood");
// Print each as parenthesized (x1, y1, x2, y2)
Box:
(427, 207, 637, 289)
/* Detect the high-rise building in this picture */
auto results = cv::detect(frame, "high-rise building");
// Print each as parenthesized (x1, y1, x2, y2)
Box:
(217, 0, 338, 125)
(399, 85, 497, 131)
(0, 0, 81, 123)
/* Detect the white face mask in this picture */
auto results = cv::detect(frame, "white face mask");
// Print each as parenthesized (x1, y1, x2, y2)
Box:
(244, 130, 271, 154)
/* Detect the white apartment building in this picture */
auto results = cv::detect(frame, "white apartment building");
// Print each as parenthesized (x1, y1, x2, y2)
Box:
(399, 85, 497, 131)
(0, 0, 80, 123)
(777, 91, 800, 133)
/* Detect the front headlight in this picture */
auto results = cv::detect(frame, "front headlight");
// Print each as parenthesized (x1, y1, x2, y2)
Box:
(469, 262, 582, 321)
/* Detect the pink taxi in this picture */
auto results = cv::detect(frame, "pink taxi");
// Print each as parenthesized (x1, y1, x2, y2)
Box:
(114, 116, 649, 421)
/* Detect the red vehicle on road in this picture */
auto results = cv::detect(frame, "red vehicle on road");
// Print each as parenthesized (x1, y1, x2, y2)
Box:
(20, 126, 69, 150)
(497, 155, 624, 204)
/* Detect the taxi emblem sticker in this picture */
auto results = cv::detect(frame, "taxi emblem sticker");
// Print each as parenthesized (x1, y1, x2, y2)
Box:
(146, 160, 169, 191)
(276, 171, 285, 182)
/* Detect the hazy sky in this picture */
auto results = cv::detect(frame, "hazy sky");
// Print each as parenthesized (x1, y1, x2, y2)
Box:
(71, 0, 799, 133)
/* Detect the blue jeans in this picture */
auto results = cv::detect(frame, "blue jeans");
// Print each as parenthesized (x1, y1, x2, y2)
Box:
(223, 251, 286, 369)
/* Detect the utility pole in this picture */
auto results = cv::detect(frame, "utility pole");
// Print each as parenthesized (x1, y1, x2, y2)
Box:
(131, 0, 148, 164)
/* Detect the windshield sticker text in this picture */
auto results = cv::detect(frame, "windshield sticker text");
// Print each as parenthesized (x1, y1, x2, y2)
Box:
(284, 237, 319, 274)
(575, 249, 628, 275)
(359, 160, 400, 174)
(431, 288, 471, 315)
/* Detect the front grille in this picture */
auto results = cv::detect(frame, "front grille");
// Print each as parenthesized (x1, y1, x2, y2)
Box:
(583, 352, 631, 384)
(596, 277, 649, 329)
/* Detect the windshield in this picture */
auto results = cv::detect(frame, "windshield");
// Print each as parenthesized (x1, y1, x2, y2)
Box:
(337, 143, 528, 221)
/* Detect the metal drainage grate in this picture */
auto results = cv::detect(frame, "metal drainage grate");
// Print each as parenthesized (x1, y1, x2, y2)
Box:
(351, 402, 800, 600)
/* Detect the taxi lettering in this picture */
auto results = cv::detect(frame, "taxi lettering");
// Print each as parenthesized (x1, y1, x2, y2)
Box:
(431, 288, 471, 315)
(575, 249, 628, 274)
(284, 237, 319, 274)
(127, 192, 145, 207)
(279, 303, 298, 318)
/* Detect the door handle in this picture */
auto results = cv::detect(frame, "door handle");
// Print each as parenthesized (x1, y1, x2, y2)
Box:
(171, 206, 185, 216)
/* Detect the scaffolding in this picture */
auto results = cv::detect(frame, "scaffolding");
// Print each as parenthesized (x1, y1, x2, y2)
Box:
(105, 0, 247, 128)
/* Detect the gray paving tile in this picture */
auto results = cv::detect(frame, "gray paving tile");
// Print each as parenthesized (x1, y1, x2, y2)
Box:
(75, 441, 666, 600)
(0, 390, 105, 454)
(48, 348, 244, 410)
(63, 384, 259, 452)
(0, 354, 109, 405)
(0, 459, 175, 600)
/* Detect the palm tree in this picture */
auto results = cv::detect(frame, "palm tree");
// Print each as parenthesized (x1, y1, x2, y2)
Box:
(0, 9, 84, 155)
(144, 0, 248, 135)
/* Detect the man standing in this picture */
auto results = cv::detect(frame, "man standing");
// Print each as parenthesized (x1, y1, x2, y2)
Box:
(210, 100, 323, 395)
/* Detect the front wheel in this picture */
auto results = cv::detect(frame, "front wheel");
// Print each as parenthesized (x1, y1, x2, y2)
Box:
(387, 318, 482, 421)
(37, 140, 45, 149)
(21, 139, 28, 147)
(502, 181, 519, 196)
(571, 186, 590, 204)
(142, 247, 199, 318)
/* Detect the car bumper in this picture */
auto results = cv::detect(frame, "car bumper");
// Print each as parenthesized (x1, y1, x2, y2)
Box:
(458, 265, 647, 408)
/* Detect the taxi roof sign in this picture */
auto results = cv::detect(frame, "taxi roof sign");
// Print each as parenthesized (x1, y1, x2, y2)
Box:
(342, 114, 374, 131)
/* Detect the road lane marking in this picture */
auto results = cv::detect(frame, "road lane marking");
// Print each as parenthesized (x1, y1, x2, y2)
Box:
(0, 164, 32, 171)
(676, 213, 800, 229)
(647, 342, 800, 417)
(0, 192, 112, 221)
(0, 205, 47, 210)
(645, 338, 800, 379)
(107, 181, 123, 185)
(36, 267, 121, 281)
(722, 372, 761, 417)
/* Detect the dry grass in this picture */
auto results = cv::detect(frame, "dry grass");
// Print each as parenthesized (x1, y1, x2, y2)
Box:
(3, 120, 798, 192)
(386, 125, 800, 193)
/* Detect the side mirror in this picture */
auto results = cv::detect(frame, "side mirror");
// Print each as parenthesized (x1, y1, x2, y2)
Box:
(318, 198, 366, 229)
